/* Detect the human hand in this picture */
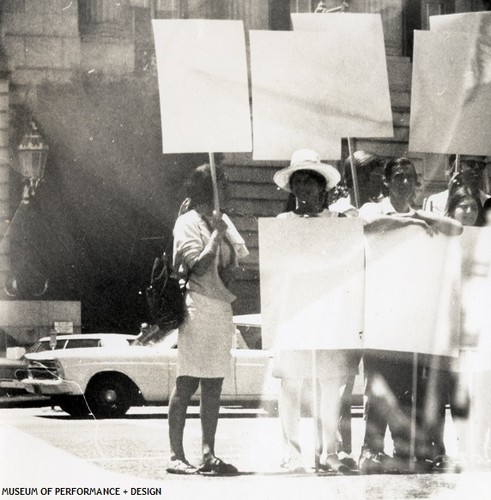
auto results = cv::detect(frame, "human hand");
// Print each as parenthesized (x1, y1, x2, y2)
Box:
(448, 171, 463, 195)
(415, 210, 463, 237)
(212, 211, 228, 236)
(402, 216, 438, 236)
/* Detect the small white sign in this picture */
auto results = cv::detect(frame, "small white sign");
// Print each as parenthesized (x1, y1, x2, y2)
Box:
(54, 321, 73, 334)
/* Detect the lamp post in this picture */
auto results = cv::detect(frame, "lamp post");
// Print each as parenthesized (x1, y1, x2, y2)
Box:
(4, 121, 50, 298)
(17, 121, 49, 203)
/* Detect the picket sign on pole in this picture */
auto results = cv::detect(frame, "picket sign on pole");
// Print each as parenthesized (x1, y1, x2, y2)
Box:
(152, 20, 252, 155)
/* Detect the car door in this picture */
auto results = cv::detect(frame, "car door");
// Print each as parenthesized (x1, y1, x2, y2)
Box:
(232, 347, 278, 402)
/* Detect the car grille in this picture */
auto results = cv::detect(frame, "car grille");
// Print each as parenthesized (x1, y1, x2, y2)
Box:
(27, 360, 60, 380)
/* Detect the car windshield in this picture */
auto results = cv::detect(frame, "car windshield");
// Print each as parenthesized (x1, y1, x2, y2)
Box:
(26, 337, 132, 353)
(27, 340, 63, 353)
(66, 339, 104, 348)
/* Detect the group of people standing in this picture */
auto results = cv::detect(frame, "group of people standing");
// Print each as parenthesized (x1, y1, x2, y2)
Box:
(164, 148, 490, 476)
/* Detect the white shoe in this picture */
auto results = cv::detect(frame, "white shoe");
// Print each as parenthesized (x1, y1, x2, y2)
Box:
(280, 456, 305, 473)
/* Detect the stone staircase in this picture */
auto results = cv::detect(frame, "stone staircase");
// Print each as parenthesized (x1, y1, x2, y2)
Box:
(224, 55, 414, 314)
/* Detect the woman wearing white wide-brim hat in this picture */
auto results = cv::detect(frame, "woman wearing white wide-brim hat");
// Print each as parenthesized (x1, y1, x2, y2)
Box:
(272, 149, 359, 474)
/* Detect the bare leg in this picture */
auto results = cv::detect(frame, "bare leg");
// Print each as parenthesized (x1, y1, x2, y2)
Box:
(200, 377, 224, 461)
(319, 377, 343, 457)
(339, 374, 356, 454)
(279, 378, 303, 465)
(168, 376, 200, 461)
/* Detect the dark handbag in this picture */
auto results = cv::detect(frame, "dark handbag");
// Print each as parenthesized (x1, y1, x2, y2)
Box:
(145, 252, 190, 332)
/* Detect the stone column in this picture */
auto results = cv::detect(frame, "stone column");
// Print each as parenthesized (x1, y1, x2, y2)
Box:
(0, 77, 10, 299)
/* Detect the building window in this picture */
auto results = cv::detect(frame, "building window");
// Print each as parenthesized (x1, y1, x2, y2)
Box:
(79, 0, 132, 37)
(133, 1, 183, 72)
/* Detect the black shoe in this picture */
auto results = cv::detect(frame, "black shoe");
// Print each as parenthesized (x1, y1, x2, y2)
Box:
(319, 454, 351, 475)
(432, 455, 456, 473)
(383, 456, 433, 474)
(414, 458, 434, 474)
(383, 455, 410, 474)
(359, 449, 388, 475)
(339, 455, 359, 471)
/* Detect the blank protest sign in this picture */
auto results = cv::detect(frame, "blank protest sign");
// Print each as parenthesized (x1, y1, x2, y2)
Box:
(250, 30, 341, 160)
(409, 30, 491, 156)
(152, 20, 252, 154)
(430, 11, 491, 34)
(250, 23, 393, 160)
(291, 13, 393, 139)
(258, 218, 364, 350)
(364, 225, 461, 356)
(460, 227, 491, 351)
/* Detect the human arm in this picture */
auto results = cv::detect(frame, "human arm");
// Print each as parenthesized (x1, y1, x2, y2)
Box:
(363, 214, 437, 235)
(414, 210, 463, 237)
(184, 212, 227, 277)
(362, 211, 462, 237)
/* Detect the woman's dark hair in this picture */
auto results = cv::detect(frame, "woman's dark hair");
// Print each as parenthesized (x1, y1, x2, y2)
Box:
(288, 169, 327, 192)
(445, 185, 485, 227)
(343, 151, 382, 189)
(184, 163, 225, 208)
(383, 157, 418, 183)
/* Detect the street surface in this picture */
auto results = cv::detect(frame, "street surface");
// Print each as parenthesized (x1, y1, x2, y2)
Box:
(1, 405, 491, 499)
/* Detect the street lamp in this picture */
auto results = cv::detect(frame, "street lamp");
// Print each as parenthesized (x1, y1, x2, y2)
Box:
(3, 121, 50, 298)
(17, 121, 49, 203)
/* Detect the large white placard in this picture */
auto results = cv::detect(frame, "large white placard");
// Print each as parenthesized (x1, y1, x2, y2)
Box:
(250, 26, 393, 161)
(364, 225, 461, 356)
(409, 29, 491, 155)
(430, 11, 491, 34)
(291, 13, 393, 137)
(258, 218, 364, 350)
(152, 20, 252, 153)
(460, 227, 491, 351)
(250, 30, 340, 161)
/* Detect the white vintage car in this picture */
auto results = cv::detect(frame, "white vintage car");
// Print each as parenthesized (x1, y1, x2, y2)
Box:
(27, 333, 138, 353)
(21, 322, 279, 419)
(1, 333, 137, 393)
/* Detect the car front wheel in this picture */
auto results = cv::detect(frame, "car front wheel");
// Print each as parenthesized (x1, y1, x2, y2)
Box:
(86, 377, 131, 418)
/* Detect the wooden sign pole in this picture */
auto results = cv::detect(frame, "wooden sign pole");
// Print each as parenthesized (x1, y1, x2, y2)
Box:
(209, 152, 221, 214)
(348, 138, 361, 209)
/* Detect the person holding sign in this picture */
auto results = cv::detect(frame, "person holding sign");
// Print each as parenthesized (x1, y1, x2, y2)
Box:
(418, 183, 487, 472)
(358, 157, 462, 474)
(423, 155, 489, 216)
(272, 149, 359, 474)
(167, 164, 248, 476)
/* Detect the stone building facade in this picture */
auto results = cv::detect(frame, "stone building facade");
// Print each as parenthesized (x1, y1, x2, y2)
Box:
(0, 0, 489, 327)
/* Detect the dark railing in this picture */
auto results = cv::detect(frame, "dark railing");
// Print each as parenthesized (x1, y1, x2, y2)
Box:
(314, 1, 350, 13)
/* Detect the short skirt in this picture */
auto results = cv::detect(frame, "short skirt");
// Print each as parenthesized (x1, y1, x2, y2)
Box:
(177, 290, 234, 378)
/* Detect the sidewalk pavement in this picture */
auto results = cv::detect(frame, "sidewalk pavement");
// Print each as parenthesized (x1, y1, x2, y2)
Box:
(2, 418, 491, 500)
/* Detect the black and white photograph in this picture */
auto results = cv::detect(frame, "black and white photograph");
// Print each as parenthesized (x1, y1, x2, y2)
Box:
(1, 1, 491, 499)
